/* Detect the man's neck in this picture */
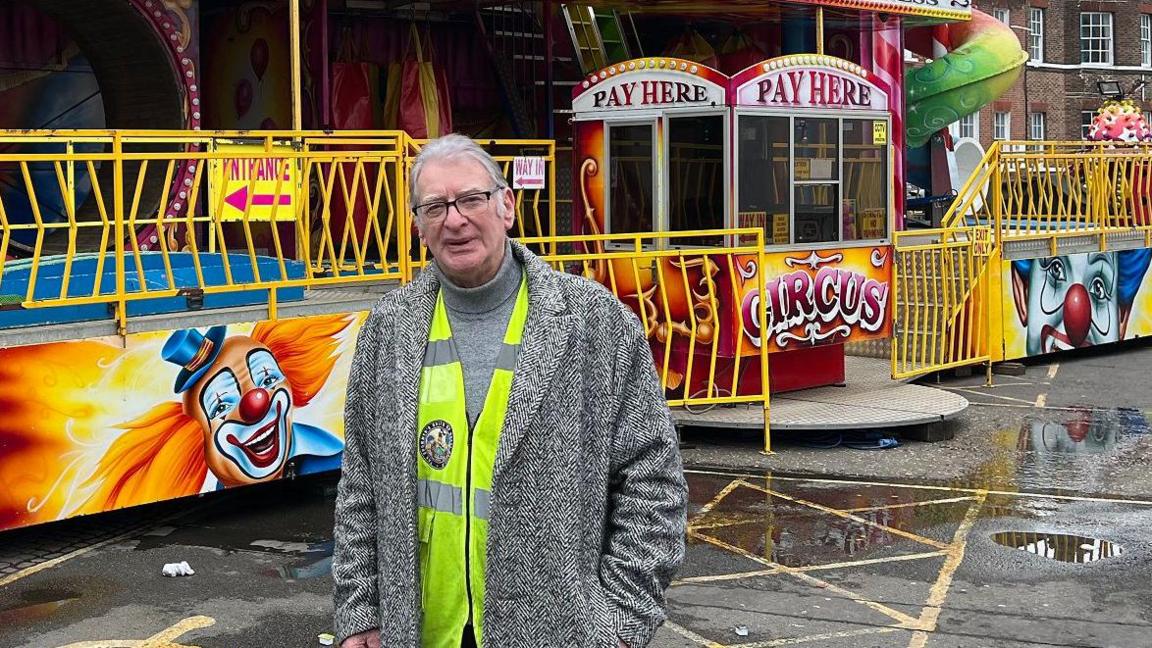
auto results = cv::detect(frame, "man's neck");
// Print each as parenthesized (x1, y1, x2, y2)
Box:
(436, 242, 520, 315)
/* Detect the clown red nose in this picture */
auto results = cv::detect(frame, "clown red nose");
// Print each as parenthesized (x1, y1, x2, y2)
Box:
(1063, 283, 1091, 348)
(239, 387, 272, 423)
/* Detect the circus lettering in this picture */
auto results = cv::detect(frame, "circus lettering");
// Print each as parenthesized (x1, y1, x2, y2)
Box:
(739, 249, 891, 351)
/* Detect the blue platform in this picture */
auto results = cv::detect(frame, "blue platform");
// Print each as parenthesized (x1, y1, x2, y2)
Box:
(0, 252, 308, 330)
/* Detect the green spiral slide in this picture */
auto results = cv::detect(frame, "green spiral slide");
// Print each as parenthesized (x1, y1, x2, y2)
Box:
(905, 10, 1029, 149)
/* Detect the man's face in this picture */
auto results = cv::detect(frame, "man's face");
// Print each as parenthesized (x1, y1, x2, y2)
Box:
(414, 157, 515, 287)
(1021, 253, 1120, 354)
(183, 337, 294, 487)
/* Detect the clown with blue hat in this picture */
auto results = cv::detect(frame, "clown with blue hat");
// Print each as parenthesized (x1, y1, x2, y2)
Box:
(160, 324, 344, 489)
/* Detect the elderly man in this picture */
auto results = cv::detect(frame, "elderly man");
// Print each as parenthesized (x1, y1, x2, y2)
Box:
(332, 134, 687, 648)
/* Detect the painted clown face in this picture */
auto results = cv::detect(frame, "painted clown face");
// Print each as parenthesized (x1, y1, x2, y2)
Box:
(1013, 253, 1121, 355)
(183, 336, 294, 486)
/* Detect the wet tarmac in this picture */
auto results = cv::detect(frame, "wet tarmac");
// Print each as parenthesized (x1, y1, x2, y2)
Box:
(0, 468, 1150, 648)
(3, 342, 1152, 647)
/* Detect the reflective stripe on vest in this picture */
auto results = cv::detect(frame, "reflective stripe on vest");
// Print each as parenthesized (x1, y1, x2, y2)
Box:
(416, 274, 528, 648)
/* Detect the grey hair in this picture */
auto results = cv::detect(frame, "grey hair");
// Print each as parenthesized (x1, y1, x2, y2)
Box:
(408, 134, 508, 214)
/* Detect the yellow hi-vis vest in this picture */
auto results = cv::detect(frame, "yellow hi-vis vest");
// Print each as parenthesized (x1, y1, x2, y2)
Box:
(416, 275, 528, 648)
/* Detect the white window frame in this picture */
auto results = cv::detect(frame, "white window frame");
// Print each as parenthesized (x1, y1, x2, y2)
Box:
(1029, 8, 1045, 63)
(994, 112, 1011, 141)
(1143, 14, 1151, 67)
(1082, 111, 1097, 138)
(951, 113, 979, 140)
(1029, 112, 1046, 140)
(1080, 12, 1114, 66)
(993, 7, 1010, 25)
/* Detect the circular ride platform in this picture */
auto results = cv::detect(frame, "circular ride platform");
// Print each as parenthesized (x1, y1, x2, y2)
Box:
(672, 356, 969, 432)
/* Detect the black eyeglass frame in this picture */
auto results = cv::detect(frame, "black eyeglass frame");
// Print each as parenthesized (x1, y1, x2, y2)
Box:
(411, 186, 507, 219)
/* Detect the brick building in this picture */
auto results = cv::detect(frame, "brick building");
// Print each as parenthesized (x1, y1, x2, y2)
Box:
(950, 0, 1152, 147)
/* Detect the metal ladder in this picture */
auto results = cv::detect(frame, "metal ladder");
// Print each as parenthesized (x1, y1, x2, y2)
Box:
(561, 4, 640, 74)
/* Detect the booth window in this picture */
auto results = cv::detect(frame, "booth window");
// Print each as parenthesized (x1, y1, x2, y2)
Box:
(668, 115, 725, 246)
(793, 118, 839, 244)
(738, 113, 889, 246)
(737, 115, 791, 245)
(842, 119, 889, 241)
(608, 124, 654, 234)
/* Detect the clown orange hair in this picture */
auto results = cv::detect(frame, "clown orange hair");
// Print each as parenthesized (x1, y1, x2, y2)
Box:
(76, 314, 353, 514)
(252, 314, 352, 407)
(75, 402, 206, 515)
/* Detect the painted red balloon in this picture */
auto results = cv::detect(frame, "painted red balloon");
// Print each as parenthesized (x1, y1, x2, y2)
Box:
(235, 78, 253, 118)
(1062, 283, 1091, 347)
(251, 38, 269, 81)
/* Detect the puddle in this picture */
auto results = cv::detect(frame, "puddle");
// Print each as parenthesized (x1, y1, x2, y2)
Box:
(1018, 408, 1150, 455)
(0, 589, 82, 626)
(992, 532, 1124, 564)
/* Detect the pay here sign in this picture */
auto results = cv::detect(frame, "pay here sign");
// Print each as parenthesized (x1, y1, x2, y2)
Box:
(209, 143, 299, 222)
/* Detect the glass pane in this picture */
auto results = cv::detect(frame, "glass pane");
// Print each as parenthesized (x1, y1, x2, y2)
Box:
(737, 115, 790, 245)
(668, 115, 725, 246)
(608, 124, 654, 234)
(795, 184, 840, 244)
(794, 118, 838, 181)
(842, 119, 888, 241)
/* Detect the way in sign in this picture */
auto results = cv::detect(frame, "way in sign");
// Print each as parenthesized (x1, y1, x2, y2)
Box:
(226, 157, 292, 182)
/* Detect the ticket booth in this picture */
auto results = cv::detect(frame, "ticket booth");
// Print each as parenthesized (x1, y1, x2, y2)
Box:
(571, 59, 730, 247)
(572, 55, 895, 394)
(731, 56, 892, 247)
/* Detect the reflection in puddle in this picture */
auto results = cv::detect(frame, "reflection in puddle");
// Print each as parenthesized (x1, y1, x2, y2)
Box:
(1019, 408, 1149, 455)
(992, 532, 1124, 564)
(274, 540, 333, 580)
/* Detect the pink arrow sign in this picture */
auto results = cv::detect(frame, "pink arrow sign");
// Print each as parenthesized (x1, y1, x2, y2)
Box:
(225, 185, 292, 212)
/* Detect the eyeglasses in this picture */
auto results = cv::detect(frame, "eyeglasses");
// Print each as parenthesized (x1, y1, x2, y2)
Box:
(412, 187, 503, 221)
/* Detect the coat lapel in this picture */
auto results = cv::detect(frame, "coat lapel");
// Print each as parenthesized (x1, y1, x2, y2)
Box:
(494, 243, 574, 481)
(392, 269, 438, 461)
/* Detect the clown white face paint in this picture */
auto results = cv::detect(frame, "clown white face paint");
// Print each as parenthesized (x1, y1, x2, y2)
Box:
(1024, 253, 1119, 355)
(185, 338, 296, 487)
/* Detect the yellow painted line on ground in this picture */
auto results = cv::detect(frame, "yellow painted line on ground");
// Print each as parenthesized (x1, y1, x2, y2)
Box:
(56, 615, 216, 648)
(1, 500, 220, 589)
(689, 530, 921, 628)
(1034, 393, 1048, 408)
(841, 496, 979, 513)
(907, 491, 988, 647)
(738, 481, 949, 550)
(664, 619, 724, 647)
(733, 627, 903, 647)
(1047, 363, 1060, 380)
(0, 536, 124, 589)
(675, 551, 948, 585)
(689, 478, 744, 528)
(683, 469, 1152, 507)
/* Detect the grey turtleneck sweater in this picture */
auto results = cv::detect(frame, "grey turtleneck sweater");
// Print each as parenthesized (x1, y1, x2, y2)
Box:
(433, 242, 522, 427)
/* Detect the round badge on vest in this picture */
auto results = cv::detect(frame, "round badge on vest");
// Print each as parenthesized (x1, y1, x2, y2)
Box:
(419, 419, 454, 469)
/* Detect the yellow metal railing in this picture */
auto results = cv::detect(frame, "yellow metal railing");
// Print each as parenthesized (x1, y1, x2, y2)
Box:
(891, 226, 993, 380)
(520, 228, 773, 452)
(0, 130, 412, 330)
(943, 140, 1152, 247)
(0, 131, 564, 329)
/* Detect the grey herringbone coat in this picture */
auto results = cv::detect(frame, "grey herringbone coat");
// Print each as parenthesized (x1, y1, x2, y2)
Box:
(332, 241, 688, 648)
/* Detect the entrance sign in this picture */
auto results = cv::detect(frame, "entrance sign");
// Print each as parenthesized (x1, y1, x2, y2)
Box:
(512, 156, 546, 189)
(209, 143, 298, 222)
(572, 58, 727, 113)
(731, 55, 888, 111)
